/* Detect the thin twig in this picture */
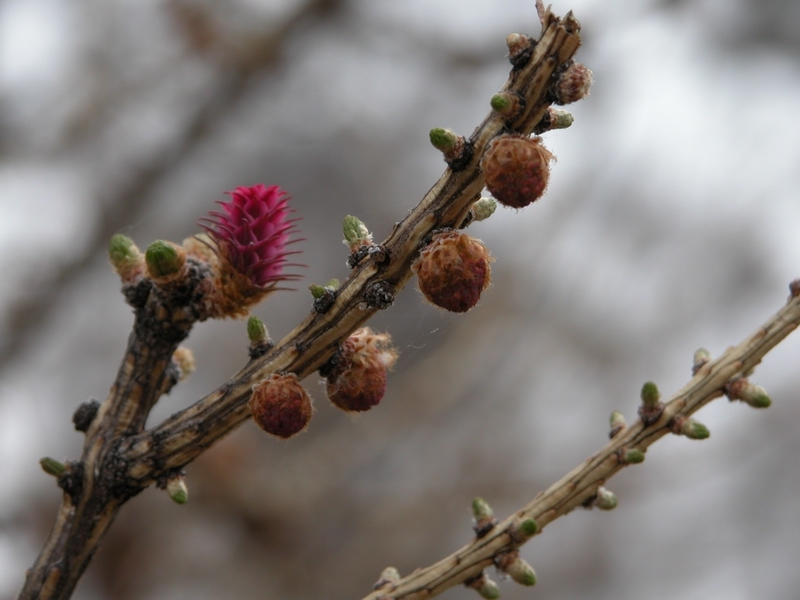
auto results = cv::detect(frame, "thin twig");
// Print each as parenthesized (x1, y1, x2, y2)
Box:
(361, 287, 800, 600)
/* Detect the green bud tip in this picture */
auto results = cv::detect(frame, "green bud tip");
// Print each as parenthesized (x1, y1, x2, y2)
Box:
(609, 410, 627, 428)
(309, 283, 327, 299)
(624, 448, 645, 464)
(595, 487, 618, 510)
(166, 477, 189, 505)
(517, 518, 538, 537)
(325, 278, 340, 290)
(548, 108, 574, 129)
(477, 579, 500, 600)
(508, 560, 536, 587)
(247, 316, 267, 344)
(472, 497, 493, 520)
(490, 93, 513, 112)
(145, 240, 184, 279)
(683, 420, 710, 440)
(109, 234, 139, 266)
(342, 215, 372, 248)
(471, 197, 497, 222)
(40, 457, 66, 477)
(429, 127, 458, 152)
(379, 566, 400, 583)
(640, 382, 661, 407)
(742, 383, 772, 408)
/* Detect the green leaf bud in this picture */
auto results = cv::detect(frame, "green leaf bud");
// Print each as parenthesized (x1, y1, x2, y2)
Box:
(166, 476, 188, 505)
(623, 448, 645, 464)
(145, 240, 185, 280)
(471, 197, 497, 222)
(247, 316, 268, 344)
(595, 487, 618, 510)
(429, 127, 458, 152)
(640, 382, 661, 407)
(40, 457, 66, 478)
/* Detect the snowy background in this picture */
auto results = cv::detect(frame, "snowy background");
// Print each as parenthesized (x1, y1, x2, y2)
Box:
(1, 0, 799, 599)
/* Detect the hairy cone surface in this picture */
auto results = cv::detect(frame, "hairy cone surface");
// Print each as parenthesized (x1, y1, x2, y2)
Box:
(481, 135, 553, 209)
(326, 328, 397, 412)
(413, 231, 491, 313)
(249, 373, 313, 438)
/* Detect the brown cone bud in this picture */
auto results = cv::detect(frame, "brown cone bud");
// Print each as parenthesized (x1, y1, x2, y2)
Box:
(553, 62, 593, 105)
(249, 373, 313, 438)
(412, 231, 492, 313)
(326, 328, 397, 412)
(481, 135, 554, 209)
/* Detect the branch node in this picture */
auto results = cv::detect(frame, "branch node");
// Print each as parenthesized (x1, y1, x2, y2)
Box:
(363, 280, 396, 310)
(72, 399, 101, 433)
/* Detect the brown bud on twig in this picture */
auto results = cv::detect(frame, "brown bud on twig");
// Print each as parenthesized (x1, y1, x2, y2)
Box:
(506, 33, 534, 68)
(171, 347, 195, 382)
(72, 399, 100, 433)
(249, 373, 313, 438)
(551, 61, 593, 105)
(481, 135, 554, 209)
(413, 231, 492, 313)
(324, 328, 397, 413)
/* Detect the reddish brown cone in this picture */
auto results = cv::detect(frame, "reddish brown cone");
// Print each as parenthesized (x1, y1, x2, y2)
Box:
(249, 373, 313, 438)
(412, 231, 492, 313)
(481, 135, 554, 209)
(326, 328, 397, 413)
(553, 62, 593, 105)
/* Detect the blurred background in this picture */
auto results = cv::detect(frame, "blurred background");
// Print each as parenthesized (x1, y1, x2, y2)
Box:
(1, 0, 799, 598)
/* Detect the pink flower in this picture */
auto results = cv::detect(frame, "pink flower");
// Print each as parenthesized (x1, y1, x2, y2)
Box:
(199, 184, 302, 288)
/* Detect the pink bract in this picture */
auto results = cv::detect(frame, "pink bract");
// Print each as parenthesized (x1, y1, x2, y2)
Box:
(199, 184, 302, 288)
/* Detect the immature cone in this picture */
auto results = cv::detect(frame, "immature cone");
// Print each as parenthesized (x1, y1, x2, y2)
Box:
(249, 373, 313, 438)
(553, 62, 593, 105)
(412, 231, 492, 313)
(481, 134, 554, 209)
(325, 328, 397, 412)
(198, 184, 302, 317)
